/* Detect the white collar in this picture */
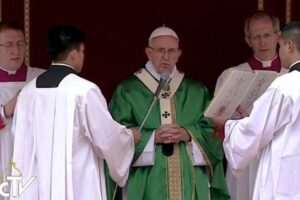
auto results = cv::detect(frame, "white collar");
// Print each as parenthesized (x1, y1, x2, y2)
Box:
(51, 62, 76, 70)
(145, 61, 175, 81)
(289, 60, 300, 69)
(0, 66, 17, 75)
(254, 55, 278, 68)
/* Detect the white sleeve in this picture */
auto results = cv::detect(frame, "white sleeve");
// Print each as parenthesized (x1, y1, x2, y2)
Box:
(132, 132, 155, 166)
(223, 88, 293, 173)
(132, 132, 209, 167)
(186, 139, 207, 166)
(82, 87, 134, 187)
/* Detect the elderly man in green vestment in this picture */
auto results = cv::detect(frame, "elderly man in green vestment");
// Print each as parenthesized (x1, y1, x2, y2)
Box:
(109, 26, 229, 200)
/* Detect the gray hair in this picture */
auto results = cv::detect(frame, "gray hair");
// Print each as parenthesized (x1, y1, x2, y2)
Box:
(244, 11, 280, 37)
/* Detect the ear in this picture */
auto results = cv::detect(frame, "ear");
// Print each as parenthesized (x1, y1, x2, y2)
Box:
(69, 49, 77, 61)
(287, 40, 296, 53)
(145, 47, 151, 59)
(244, 36, 252, 47)
(177, 49, 182, 57)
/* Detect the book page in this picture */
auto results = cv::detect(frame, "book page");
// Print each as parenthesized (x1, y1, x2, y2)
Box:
(239, 70, 279, 115)
(204, 70, 256, 118)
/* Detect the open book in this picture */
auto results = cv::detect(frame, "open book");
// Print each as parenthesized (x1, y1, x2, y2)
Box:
(205, 69, 282, 118)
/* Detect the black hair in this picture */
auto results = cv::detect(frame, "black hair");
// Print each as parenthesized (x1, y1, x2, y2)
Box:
(282, 21, 300, 52)
(47, 25, 85, 61)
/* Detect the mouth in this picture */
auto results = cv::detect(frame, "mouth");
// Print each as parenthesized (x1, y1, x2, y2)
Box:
(161, 63, 170, 67)
(11, 57, 21, 61)
(260, 49, 270, 52)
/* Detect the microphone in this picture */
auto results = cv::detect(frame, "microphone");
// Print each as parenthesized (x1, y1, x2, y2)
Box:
(138, 70, 170, 132)
(154, 71, 170, 97)
(162, 143, 174, 157)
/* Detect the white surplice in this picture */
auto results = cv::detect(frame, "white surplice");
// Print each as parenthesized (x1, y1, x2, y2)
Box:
(224, 69, 300, 200)
(11, 74, 134, 200)
(214, 62, 288, 200)
(0, 67, 44, 195)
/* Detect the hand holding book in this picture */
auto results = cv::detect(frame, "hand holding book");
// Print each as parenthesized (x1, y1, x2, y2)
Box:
(204, 69, 281, 118)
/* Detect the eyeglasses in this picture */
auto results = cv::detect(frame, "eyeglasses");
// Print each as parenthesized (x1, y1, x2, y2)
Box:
(149, 47, 179, 57)
(0, 41, 26, 50)
(248, 32, 276, 42)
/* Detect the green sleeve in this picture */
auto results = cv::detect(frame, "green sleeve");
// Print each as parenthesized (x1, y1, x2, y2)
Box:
(109, 79, 155, 160)
(176, 79, 229, 199)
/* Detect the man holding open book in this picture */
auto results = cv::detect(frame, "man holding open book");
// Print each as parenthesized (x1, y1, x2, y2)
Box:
(211, 21, 300, 200)
(213, 11, 288, 200)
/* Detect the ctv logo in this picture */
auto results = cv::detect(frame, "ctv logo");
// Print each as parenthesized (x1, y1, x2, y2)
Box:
(0, 160, 36, 197)
(0, 176, 36, 197)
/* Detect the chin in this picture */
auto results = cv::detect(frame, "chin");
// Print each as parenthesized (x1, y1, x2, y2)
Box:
(9, 64, 22, 71)
(160, 66, 171, 72)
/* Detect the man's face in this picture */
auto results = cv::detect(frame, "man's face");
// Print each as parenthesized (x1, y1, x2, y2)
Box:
(73, 43, 85, 73)
(245, 16, 280, 61)
(145, 35, 181, 74)
(278, 38, 290, 69)
(0, 29, 26, 71)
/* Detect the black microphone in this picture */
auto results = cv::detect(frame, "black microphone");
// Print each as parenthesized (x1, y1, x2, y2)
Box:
(154, 71, 170, 97)
(162, 143, 174, 157)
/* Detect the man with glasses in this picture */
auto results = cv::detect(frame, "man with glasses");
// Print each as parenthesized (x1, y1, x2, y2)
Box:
(214, 11, 288, 200)
(0, 21, 44, 194)
(211, 20, 300, 200)
(109, 26, 229, 200)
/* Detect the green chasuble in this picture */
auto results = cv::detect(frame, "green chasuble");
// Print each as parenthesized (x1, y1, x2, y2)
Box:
(109, 68, 229, 200)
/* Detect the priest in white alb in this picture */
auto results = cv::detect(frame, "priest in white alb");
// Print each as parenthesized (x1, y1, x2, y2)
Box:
(0, 22, 44, 198)
(10, 25, 135, 200)
(211, 21, 300, 200)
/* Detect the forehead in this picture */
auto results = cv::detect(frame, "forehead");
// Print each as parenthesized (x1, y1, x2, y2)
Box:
(150, 35, 179, 47)
(0, 29, 25, 42)
(248, 16, 274, 35)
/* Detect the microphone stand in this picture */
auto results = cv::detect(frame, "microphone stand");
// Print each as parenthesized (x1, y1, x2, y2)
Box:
(138, 71, 169, 132)
(138, 96, 158, 132)
(138, 82, 174, 157)
(138, 71, 173, 156)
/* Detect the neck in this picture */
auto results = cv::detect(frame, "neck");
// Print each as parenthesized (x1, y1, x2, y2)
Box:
(0, 63, 27, 82)
(0, 65, 22, 75)
(52, 62, 76, 71)
(145, 61, 175, 80)
(247, 55, 281, 72)
(254, 54, 277, 62)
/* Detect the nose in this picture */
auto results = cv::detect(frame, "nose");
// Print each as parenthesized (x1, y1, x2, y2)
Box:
(11, 44, 22, 54)
(162, 50, 170, 60)
(259, 37, 267, 46)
